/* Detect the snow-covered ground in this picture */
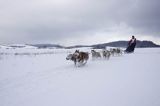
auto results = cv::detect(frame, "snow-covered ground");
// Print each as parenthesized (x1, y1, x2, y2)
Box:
(0, 48, 160, 106)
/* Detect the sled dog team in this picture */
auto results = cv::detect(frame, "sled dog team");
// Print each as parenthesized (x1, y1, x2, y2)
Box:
(66, 48, 123, 66)
(66, 36, 136, 66)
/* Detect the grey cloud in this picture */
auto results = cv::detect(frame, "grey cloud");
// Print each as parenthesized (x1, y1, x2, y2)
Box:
(0, 0, 160, 44)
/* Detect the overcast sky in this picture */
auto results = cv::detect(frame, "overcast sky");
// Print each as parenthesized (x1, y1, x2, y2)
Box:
(0, 0, 160, 45)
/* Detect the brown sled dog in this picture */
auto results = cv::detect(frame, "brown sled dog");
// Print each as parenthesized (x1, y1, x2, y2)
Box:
(66, 51, 89, 66)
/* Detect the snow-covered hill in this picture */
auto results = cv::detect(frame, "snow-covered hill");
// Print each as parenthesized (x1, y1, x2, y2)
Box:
(0, 45, 13, 49)
(0, 44, 37, 49)
(0, 48, 160, 106)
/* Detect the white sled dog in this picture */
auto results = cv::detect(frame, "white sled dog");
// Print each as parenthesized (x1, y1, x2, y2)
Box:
(91, 50, 101, 59)
(102, 49, 111, 60)
(110, 48, 122, 56)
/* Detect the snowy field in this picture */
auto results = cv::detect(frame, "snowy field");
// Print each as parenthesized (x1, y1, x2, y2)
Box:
(0, 47, 160, 106)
